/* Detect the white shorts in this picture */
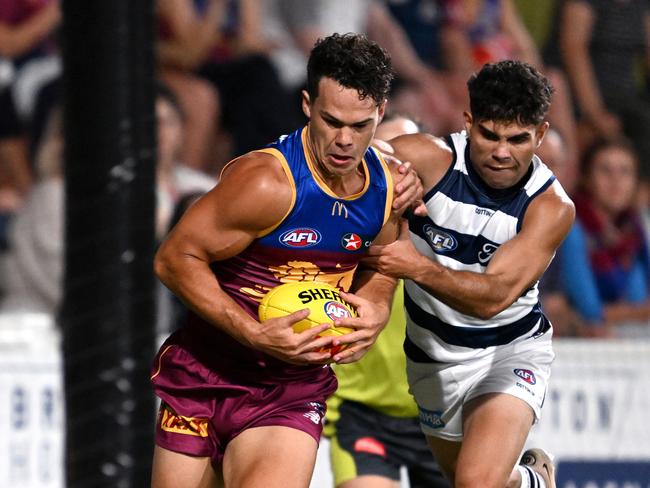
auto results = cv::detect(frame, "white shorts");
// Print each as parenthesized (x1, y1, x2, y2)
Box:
(406, 331, 554, 441)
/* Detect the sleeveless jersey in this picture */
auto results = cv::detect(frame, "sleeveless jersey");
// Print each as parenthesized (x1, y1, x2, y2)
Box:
(186, 127, 393, 381)
(404, 131, 555, 364)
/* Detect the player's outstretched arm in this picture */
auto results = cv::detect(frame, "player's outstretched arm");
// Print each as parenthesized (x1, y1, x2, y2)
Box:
(364, 182, 575, 319)
(154, 152, 334, 364)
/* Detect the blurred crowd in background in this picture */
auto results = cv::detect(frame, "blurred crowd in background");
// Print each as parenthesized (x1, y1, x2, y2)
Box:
(1, 0, 650, 339)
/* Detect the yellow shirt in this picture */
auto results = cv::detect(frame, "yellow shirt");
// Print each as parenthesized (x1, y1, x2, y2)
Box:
(325, 281, 418, 434)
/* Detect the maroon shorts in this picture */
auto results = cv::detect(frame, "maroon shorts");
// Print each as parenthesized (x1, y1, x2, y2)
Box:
(151, 341, 338, 464)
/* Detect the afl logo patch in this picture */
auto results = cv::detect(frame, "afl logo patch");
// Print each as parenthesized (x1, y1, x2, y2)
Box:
(280, 228, 322, 248)
(423, 225, 457, 252)
(514, 368, 536, 385)
(341, 233, 363, 251)
(324, 301, 353, 320)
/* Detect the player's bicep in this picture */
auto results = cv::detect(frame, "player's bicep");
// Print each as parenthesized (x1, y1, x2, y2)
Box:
(485, 190, 575, 295)
(160, 155, 292, 264)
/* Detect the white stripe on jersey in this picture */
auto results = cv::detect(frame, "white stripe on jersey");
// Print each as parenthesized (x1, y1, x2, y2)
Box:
(424, 192, 519, 243)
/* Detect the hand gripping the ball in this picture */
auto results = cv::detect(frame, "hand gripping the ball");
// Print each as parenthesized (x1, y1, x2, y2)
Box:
(327, 290, 391, 365)
(252, 308, 337, 365)
(257, 281, 359, 364)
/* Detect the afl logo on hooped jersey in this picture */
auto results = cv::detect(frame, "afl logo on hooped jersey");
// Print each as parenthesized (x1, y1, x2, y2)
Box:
(324, 301, 353, 320)
(424, 225, 457, 252)
(514, 369, 536, 385)
(280, 228, 322, 247)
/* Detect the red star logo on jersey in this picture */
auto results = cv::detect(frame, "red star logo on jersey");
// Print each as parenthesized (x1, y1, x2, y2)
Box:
(341, 233, 362, 251)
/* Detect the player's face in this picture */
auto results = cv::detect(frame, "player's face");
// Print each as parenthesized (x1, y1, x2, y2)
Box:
(587, 145, 637, 215)
(464, 113, 548, 189)
(302, 77, 384, 180)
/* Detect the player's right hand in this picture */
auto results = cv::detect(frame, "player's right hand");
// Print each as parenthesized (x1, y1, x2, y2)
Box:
(250, 309, 335, 365)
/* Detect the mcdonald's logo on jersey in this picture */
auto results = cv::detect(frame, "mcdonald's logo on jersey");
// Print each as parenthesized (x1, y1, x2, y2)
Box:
(331, 201, 349, 219)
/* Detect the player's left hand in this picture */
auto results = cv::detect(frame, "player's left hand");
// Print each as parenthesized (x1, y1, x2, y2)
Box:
(362, 219, 427, 279)
(328, 290, 391, 364)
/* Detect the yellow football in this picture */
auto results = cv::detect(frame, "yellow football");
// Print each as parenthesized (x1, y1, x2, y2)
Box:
(258, 281, 357, 354)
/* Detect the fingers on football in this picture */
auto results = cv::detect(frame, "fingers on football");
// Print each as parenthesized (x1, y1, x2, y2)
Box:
(284, 308, 311, 324)
(337, 291, 364, 308)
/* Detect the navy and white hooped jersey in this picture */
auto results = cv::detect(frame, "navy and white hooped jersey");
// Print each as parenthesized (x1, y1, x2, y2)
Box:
(404, 131, 556, 363)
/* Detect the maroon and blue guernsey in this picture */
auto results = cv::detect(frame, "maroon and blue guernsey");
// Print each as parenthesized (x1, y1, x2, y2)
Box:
(157, 126, 393, 384)
(151, 127, 392, 461)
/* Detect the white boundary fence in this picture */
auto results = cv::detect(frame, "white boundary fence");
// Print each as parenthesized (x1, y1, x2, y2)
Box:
(1, 314, 649, 488)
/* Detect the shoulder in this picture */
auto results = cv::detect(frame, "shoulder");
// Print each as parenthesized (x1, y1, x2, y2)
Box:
(221, 150, 293, 193)
(388, 133, 454, 191)
(208, 151, 294, 231)
(523, 180, 576, 245)
(389, 133, 453, 162)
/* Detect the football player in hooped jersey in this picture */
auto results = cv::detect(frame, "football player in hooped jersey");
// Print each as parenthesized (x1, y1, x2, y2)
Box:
(150, 33, 421, 488)
(364, 61, 575, 488)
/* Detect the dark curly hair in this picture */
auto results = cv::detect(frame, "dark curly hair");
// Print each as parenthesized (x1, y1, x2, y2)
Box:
(306, 33, 394, 106)
(467, 60, 554, 126)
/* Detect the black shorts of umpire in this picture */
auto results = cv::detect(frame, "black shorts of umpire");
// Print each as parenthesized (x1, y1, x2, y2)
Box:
(328, 401, 448, 488)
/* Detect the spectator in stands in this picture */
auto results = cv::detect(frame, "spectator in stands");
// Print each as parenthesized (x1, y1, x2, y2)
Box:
(536, 129, 609, 337)
(437, 0, 579, 170)
(0, 105, 62, 314)
(0, 86, 215, 316)
(384, 0, 447, 70)
(156, 0, 222, 172)
(0, 0, 61, 247)
(554, 0, 650, 179)
(154, 85, 216, 237)
(262, 0, 462, 134)
(562, 139, 650, 334)
(157, 0, 301, 173)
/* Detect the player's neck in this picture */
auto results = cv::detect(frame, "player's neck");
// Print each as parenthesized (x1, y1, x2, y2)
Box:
(305, 135, 366, 197)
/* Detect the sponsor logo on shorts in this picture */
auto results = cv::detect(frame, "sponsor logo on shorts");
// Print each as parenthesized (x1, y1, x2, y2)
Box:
(354, 437, 386, 458)
(418, 407, 445, 429)
(280, 228, 321, 248)
(303, 402, 325, 425)
(516, 381, 536, 397)
(514, 368, 536, 385)
(423, 225, 457, 252)
(159, 404, 208, 437)
(324, 301, 352, 320)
